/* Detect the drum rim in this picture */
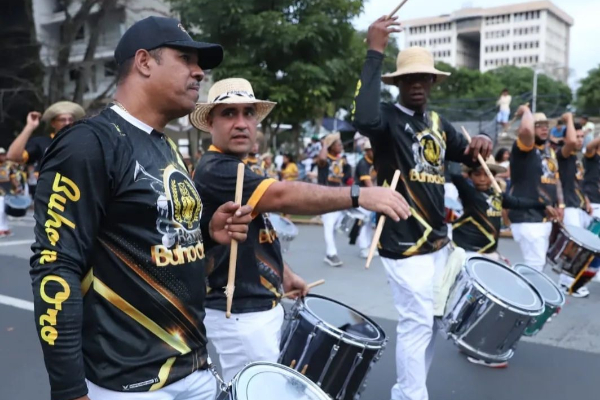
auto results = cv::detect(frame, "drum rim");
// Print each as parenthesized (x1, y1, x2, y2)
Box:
(465, 257, 545, 315)
(513, 264, 565, 307)
(301, 294, 386, 348)
(559, 224, 600, 253)
(231, 361, 330, 400)
(268, 213, 299, 236)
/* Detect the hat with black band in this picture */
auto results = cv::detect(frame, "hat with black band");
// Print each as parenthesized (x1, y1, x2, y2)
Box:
(114, 16, 223, 70)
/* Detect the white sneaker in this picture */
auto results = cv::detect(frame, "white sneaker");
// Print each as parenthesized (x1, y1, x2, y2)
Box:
(324, 255, 343, 267)
(561, 284, 590, 298)
(359, 248, 378, 259)
(467, 357, 508, 368)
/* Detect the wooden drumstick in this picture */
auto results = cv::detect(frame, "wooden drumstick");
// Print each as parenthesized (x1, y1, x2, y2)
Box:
(366, 169, 401, 269)
(364, 0, 410, 42)
(282, 279, 325, 299)
(461, 126, 502, 195)
(225, 163, 245, 318)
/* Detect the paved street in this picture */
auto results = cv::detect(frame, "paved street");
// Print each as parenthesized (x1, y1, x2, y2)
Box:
(1, 214, 599, 399)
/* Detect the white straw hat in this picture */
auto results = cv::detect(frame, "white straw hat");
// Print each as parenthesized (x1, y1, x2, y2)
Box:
(462, 156, 507, 174)
(382, 47, 451, 85)
(41, 101, 85, 122)
(189, 78, 276, 132)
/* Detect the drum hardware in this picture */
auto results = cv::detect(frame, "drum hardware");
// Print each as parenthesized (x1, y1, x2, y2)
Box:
(209, 361, 228, 393)
(269, 213, 298, 253)
(295, 323, 321, 372)
(336, 344, 366, 400)
(317, 343, 339, 386)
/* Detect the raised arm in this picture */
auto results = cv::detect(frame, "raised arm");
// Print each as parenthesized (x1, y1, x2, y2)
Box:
(351, 16, 401, 137)
(585, 135, 600, 157)
(30, 126, 113, 400)
(7, 111, 41, 162)
(516, 105, 535, 149)
(559, 112, 577, 158)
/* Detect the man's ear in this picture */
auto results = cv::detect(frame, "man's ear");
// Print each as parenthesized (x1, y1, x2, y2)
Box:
(133, 49, 153, 78)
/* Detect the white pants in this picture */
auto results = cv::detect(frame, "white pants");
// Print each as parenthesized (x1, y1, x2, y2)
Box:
(381, 245, 451, 400)
(86, 369, 216, 400)
(0, 196, 8, 231)
(510, 222, 552, 272)
(204, 305, 284, 383)
(356, 207, 374, 250)
(322, 211, 342, 256)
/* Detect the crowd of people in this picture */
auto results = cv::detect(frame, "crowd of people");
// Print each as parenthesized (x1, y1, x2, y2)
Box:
(2, 12, 599, 400)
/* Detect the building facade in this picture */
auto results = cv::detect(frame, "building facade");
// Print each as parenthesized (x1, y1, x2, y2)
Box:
(402, 1, 573, 81)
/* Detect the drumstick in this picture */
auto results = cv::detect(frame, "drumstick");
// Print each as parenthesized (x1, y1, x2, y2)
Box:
(366, 169, 401, 269)
(282, 279, 325, 299)
(461, 126, 502, 195)
(364, 0, 410, 42)
(225, 163, 245, 318)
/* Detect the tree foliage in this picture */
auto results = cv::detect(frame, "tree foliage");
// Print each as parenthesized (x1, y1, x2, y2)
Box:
(170, 0, 366, 142)
(576, 65, 600, 116)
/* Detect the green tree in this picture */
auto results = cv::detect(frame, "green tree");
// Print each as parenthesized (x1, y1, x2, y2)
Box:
(170, 0, 365, 153)
(576, 65, 600, 115)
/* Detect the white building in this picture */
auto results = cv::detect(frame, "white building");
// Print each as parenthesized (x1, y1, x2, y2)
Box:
(402, 1, 573, 81)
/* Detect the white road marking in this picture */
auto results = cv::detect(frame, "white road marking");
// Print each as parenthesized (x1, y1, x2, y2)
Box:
(0, 294, 34, 311)
(0, 239, 34, 247)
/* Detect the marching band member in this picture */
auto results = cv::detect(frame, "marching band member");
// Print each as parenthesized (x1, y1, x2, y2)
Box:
(354, 138, 377, 258)
(191, 77, 410, 383)
(352, 16, 492, 400)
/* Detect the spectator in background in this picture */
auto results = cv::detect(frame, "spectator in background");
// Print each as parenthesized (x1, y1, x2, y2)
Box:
(261, 152, 279, 180)
(0, 148, 19, 237)
(494, 147, 511, 182)
(27, 164, 37, 203)
(304, 135, 322, 159)
(342, 155, 353, 186)
(550, 119, 566, 140)
(496, 88, 512, 132)
(354, 131, 367, 153)
(280, 153, 299, 181)
(582, 115, 596, 149)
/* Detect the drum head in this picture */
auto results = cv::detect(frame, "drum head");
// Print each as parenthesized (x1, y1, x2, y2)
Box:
(269, 214, 298, 237)
(304, 295, 383, 342)
(564, 224, 600, 252)
(514, 264, 564, 307)
(467, 257, 543, 312)
(234, 362, 329, 400)
(6, 195, 31, 209)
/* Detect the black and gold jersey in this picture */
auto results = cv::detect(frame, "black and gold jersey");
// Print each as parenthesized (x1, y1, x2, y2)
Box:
(583, 152, 600, 204)
(451, 174, 546, 253)
(509, 140, 560, 223)
(352, 50, 480, 259)
(318, 153, 345, 186)
(30, 106, 211, 400)
(355, 155, 376, 187)
(194, 146, 283, 313)
(0, 162, 15, 195)
(23, 134, 54, 165)
(557, 147, 586, 210)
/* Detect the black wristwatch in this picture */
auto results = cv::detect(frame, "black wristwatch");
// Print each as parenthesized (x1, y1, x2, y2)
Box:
(351, 184, 360, 208)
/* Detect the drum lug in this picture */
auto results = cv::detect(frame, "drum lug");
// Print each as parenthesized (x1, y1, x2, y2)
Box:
(498, 311, 505, 318)
(278, 318, 300, 364)
(317, 343, 339, 386)
(336, 345, 366, 400)
(296, 323, 320, 372)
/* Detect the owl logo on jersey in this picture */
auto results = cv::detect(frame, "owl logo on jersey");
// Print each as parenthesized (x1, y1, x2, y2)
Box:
(412, 132, 445, 175)
(540, 152, 558, 179)
(576, 160, 584, 181)
(485, 193, 503, 217)
(329, 158, 345, 180)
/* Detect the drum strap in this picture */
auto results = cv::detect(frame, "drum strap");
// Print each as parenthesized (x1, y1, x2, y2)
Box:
(208, 362, 228, 392)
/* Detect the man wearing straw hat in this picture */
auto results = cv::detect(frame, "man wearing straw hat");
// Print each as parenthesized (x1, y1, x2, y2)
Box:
(191, 77, 410, 382)
(7, 101, 85, 167)
(353, 16, 493, 400)
(29, 16, 255, 400)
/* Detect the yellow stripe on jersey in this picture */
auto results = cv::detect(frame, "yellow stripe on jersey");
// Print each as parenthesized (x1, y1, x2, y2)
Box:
(150, 356, 177, 391)
(247, 179, 276, 218)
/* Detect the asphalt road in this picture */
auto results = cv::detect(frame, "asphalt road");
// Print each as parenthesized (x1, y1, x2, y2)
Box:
(1, 215, 599, 399)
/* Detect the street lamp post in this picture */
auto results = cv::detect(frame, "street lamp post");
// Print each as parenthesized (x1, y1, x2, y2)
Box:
(532, 69, 540, 113)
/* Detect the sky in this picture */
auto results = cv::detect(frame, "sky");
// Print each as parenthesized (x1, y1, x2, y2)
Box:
(353, 0, 600, 88)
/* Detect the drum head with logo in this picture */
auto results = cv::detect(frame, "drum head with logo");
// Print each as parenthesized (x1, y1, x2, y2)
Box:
(514, 264, 565, 307)
(467, 257, 543, 312)
(564, 224, 600, 253)
(268, 214, 298, 239)
(234, 362, 329, 400)
(304, 295, 383, 342)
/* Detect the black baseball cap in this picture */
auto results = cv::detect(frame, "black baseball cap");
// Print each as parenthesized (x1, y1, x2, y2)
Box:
(114, 16, 223, 70)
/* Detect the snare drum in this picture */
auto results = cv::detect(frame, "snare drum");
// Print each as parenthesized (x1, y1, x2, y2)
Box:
(336, 209, 367, 245)
(4, 195, 31, 218)
(279, 294, 386, 400)
(217, 362, 329, 400)
(443, 256, 545, 363)
(514, 264, 565, 336)
(547, 224, 600, 291)
(268, 214, 298, 253)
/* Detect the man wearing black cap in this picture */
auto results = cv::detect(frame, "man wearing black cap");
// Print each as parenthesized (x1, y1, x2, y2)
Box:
(29, 17, 253, 400)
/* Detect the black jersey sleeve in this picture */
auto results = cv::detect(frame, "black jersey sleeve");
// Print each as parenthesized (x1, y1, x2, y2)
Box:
(29, 124, 114, 400)
(355, 158, 371, 183)
(351, 50, 388, 138)
(441, 117, 480, 167)
(24, 136, 46, 164)
(502, 193, 547, 210)
(194, 154, 276, 219)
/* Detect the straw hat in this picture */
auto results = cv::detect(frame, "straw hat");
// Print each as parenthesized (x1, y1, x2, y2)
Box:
(261, 151, 273, 159)
(0, 147, 6, 155)
(362, 139, 372, 151)
(189, 78, 276, 132)
(323, 132, 341, 149)
(533, 113, 548, 123)
(462, 156, 507, 174)
(382, 47, 451, 85)
(41, 101, 85, 122)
